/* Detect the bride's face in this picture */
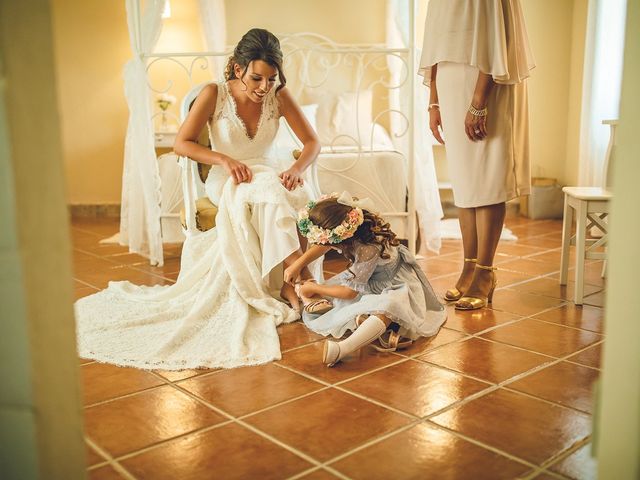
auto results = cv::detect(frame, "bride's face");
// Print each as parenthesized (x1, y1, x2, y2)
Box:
(234, 60, 278, 103)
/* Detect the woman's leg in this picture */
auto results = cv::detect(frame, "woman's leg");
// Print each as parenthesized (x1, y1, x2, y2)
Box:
(464, 201, 505, 299)
(281, 249, 304, 311)
(453, 207, 479, 292)
(280, 234, 321, 310)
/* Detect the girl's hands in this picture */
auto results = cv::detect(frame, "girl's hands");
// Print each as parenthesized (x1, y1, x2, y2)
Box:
(296, 281, 317, 298)
(283, 265, 302, 286)
(429, 107, 445, 145)
(464, 109, 488, 142)
(279, 166, 304, 191)
(222, 156, 253, 184)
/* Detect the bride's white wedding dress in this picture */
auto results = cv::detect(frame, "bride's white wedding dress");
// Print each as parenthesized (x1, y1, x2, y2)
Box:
(75, 81, 320, 370)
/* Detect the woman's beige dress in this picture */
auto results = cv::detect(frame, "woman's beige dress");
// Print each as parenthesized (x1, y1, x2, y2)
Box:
(418, 0, 535, 208)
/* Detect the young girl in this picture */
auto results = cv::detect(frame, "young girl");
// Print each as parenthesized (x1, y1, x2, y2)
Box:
(284, 192, 447, 366)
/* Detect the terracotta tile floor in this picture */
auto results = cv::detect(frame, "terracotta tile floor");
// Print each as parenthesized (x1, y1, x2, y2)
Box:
(72, 216, 605, 479)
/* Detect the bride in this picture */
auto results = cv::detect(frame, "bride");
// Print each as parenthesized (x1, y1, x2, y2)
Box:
(75, 28, 324, 370)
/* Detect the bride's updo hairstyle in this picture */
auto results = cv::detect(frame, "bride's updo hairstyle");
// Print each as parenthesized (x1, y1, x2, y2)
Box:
(309, 198, 400, 260)
(224, 28, 287, 93)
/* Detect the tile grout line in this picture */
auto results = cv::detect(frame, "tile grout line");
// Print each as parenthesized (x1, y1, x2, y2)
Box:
(410, 340, 601, 424)
(423, 421, 541, 472)
(85, 436, 139, 480)
(108, 421, 235, 464)
(235, 385, 333, 421)
(273, 355, 583, 474)
(475, 332, 600, 362)
(501, 385, 594, 417)
(523, 315, 605, 336)
(83, 383, 168, 409)
(317, 421, 422, 473)
(275, 355, 410, 389)
(74, 277, 99, 289)
(75, 218, 602, 477)
(517, 437, 591, 480)
(142, 371, 329, 471)
(82, 326, 602, 475)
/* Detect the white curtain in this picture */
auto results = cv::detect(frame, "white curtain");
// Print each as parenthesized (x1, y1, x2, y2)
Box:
(198, 0, 227, 79)
(121, 0, 166, 265)
(386, 0, 443, 253)
(579, 0, 627, 187)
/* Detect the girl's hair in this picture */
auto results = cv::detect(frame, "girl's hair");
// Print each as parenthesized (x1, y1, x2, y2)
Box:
(224, 28, 286, 93)
(309, 198, 399, 259)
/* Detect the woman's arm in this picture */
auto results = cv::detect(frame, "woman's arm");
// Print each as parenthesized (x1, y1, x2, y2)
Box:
(284, 244, 331, 285)
(428, 64, 445, 145)
(299, 282, 359, 300)
(173, 84, 253, 184)
(464, 72, 494, 142)
(276, 87, 321, 190)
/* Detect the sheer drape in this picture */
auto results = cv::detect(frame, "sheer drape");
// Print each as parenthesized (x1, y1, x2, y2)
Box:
(198, 0, 227, 79)
(386, 0, 443, 253)
(120, 0, 166, 265)
(579, 0, 627, 186)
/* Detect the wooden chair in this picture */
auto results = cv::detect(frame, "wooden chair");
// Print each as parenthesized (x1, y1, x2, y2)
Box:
(559, 119, 617, 304)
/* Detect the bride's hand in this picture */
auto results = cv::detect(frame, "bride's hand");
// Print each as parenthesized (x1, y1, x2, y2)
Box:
(279, 167, 304, 191)
(222, 156, 253, 184)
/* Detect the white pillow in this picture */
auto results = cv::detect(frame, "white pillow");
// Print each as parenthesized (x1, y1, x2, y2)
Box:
(315, 91, 373, 146)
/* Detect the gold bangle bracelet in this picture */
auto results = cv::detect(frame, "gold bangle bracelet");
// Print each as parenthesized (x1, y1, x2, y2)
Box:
(468, 104, 488, 117)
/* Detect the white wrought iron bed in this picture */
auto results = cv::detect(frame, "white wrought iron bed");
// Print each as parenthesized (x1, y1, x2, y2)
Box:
(146, 30, 419, 256)
(121, 0, 440, 266)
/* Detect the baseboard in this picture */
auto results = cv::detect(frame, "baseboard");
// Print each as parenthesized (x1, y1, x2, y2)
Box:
(69, 204, 120, 218)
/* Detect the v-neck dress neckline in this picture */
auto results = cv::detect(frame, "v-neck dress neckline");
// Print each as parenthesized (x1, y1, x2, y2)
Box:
(224, 81, 266, 141)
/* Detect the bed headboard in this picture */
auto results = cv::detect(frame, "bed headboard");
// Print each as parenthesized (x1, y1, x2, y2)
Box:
(145, 32, 411, 150)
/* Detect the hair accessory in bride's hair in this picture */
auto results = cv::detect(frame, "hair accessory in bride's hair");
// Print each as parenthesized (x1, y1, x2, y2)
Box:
(297, 191, 371, 245)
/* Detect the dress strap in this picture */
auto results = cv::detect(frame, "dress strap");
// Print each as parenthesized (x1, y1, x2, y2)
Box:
(264, 84, 281, 120)
(206, 81, 228, 148)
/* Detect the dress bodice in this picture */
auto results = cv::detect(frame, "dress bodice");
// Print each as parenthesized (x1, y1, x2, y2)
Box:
(207, 81, 281, 161)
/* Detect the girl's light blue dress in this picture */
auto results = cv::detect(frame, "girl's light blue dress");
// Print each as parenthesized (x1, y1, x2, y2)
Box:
(303, 241, 447, 339)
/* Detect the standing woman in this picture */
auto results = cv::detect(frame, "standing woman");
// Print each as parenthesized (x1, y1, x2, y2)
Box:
(419, 0, 535, 310)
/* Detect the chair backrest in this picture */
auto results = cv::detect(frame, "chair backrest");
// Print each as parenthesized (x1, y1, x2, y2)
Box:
(180, 83, 206, 122)
(180, 83, 213, 184)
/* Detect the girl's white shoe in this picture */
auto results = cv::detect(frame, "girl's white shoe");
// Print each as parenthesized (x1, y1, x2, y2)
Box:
(322, 315, 387, 366)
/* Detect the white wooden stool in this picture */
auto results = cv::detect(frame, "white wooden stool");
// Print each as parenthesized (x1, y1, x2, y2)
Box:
(559, 187, 612, 304)
(559, 120, 617, 305)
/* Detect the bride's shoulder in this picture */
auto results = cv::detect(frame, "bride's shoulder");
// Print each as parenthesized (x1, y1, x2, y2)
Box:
(200, 82, 220, 100)
(274, 86, 297, 116)
(275, 85, 292, 103)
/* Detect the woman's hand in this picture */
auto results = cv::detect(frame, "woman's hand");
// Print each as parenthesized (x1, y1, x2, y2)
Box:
(429, 107, 445, 145)
(283, 265, 302, 285)
(279, 166, 304, 191)
(222, 156, 253, 184)
(464, 107, 488, 142)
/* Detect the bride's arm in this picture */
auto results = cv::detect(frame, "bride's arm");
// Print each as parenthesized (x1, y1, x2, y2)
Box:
(174, 84, 222, 165)
(277, 87, 321, 190)
(174, 84, 253, 184)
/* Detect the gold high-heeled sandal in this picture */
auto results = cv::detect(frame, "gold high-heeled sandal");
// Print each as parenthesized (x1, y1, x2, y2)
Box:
(444, 258, 477, 302)
(454, 264, 497, 311)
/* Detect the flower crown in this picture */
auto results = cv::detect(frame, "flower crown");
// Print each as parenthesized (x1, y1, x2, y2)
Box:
(297, 193, 365, 245)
